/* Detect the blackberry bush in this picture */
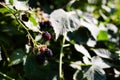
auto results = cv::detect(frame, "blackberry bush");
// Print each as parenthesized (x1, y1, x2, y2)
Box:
(0, 0, 120, 80)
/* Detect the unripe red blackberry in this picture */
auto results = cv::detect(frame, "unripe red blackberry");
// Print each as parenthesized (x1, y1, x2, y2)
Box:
(42, 31, 51, 41)
(36, 53, 45, 65)
(39, 46, 47, 52)
(44, 48, 53, 58)
(21, 14, 29, 22)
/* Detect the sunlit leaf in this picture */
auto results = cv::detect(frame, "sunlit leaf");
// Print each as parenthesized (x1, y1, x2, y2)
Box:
(114, 68, 120, 78)
(50, 9, 81, 39)
(86, 38, 96, 47)
(93, 49, 114, 59)
(83, 56, 92, 65)
(24, 21, 40, 32)
(70, 61, 82, 70)
(80, 19, 100, 40)
(74, 44, 91, 58)
(73, 70, 83, 80)
(107, 24, 118, 33)
(82, 13, 98, 24)
(84, 65, 106, 80)
(92, 56, 113, 69)
(13, 0, 29, 10)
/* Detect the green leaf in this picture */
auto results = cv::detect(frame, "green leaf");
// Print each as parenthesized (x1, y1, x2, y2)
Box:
(29, 14, 38, 26)
(84, 65, 106, 80)
(93, 49, 114, 59)
(97, 30, 108, 41)
(50, 9, 81, 39)
(0, 8, 10, 13)
(8, 49, 26, 66)
(66, 27, 89, 44)
(9, 0, 14, 5)
(24, 55, 50, 80)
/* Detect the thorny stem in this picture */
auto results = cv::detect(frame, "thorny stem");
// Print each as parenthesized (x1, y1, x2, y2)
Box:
(0, 71, 15, 80)
(59, 33, 66, 80)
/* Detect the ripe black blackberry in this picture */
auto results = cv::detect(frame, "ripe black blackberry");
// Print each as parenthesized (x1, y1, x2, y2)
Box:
(21, 14, 29, 22)
(36, 53, 45, 65)
(44, 48, 53, 58)
(42, 31, 51, 41)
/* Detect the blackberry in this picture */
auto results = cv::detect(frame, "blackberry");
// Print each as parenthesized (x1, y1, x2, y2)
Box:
(42, 31, 51, 41)
(21, 14, 29, 22)
(36, 53, 45, 65)
(45, 48, 53, 58)
(39, 46, 47, 52)
(39, 21, 51, 28)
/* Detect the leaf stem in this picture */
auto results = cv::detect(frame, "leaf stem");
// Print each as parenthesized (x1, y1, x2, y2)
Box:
(0, 71, 15, 80)
(59, 33, 66, 80)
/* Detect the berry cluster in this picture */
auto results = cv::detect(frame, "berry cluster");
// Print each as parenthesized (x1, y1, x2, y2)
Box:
(36, 8, 51, 28)
(36, 46, 53, 65)
(20, 8, 53, 65)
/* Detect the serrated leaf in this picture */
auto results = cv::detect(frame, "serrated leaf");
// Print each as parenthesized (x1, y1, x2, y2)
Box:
(82, 13, 98, 24)
(92, 56, 113, 69)
(9, 49, 26, 66)
(50, 9, 81, 39)
(97, 30, 108, 41)
(80, 19, 100, 40)
(84, 65, 106, 80)
(93, 49, 114, 59)
(74, 44, 91, 58)
(24, 55, 50, 80)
